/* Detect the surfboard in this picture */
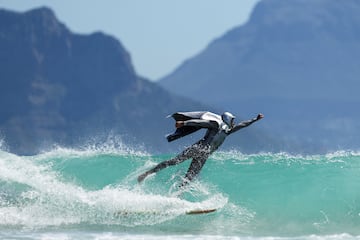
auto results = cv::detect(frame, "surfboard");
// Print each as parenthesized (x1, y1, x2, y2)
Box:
(115, 208, 216, 217)
(186, 208, 216, 215)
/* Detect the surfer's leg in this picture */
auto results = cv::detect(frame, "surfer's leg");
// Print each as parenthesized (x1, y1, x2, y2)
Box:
(180, 154, 209, 187)
(137, 146, 195, 183)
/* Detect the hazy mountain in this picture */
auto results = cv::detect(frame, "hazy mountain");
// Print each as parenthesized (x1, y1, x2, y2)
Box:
(159, 0, 360, 151)
(0, 7, 210, 154)
(0, 7, 274, 154)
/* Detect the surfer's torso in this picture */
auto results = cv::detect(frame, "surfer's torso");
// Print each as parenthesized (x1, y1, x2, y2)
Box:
(201, 128, 228, 152)
(185, 119, 231, 152)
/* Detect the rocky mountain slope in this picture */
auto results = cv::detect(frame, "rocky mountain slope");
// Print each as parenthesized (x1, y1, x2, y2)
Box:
(159, 0, 360, 151)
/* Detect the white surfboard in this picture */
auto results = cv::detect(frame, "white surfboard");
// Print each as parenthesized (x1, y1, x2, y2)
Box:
(115, 208, 217, 216)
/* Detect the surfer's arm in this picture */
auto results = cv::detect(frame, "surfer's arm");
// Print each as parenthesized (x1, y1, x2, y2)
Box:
(229, 114, 264, 134)
(176, 119, 218, 129)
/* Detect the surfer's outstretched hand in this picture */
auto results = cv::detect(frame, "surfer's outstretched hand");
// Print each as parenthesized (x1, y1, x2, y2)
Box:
(257, 113, 264, 120)
(175, 121, 184, 128)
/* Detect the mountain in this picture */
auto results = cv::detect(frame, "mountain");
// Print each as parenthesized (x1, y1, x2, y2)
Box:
(0, 7, 274, 154)
(159, 0, 360, 151)
(0, 7, 212, 154)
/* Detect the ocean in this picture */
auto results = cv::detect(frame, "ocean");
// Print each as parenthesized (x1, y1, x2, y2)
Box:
(1, 141, 360, 240)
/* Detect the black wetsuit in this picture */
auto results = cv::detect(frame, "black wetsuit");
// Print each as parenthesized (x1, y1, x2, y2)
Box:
(138, 116, 260, 185)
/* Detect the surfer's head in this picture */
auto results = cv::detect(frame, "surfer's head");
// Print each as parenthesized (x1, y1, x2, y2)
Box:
(222, 112, 235, 128)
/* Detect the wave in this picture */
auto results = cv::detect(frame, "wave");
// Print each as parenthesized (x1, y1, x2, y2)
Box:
(0, 143, 359, 236)
(0, 145, 227, 228)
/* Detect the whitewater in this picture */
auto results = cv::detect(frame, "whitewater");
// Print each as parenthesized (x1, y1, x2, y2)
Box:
(0, 140, 360, 240)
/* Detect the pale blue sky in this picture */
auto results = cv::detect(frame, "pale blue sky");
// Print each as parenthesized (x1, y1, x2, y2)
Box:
(0, 0, 260, 80)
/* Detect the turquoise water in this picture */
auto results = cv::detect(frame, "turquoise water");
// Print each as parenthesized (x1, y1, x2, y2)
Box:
(1, 141, 360, 239)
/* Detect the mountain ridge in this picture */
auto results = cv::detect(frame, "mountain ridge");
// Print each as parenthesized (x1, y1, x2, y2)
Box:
(0, 7, 272, 154)
(159, 0, 360, 151)
(0, 7, 201, 153)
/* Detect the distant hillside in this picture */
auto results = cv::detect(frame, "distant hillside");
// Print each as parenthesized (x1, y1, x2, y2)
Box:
(0, 7, 273, 154)
(159, 0, 360, 151)
(0, 7, 211, 154)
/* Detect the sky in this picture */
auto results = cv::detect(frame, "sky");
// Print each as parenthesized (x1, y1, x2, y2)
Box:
(0, 0, 260, 81)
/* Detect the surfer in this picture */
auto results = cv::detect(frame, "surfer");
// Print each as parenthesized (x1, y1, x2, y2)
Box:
(138, 111, 264, 186)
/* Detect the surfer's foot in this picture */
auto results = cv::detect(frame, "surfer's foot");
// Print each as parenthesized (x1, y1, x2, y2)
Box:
(178, 178, 191, 188)
(137, 172, 150, 183)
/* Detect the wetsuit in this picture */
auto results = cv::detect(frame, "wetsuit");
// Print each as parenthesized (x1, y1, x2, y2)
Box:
(137, 115, 261, 186)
